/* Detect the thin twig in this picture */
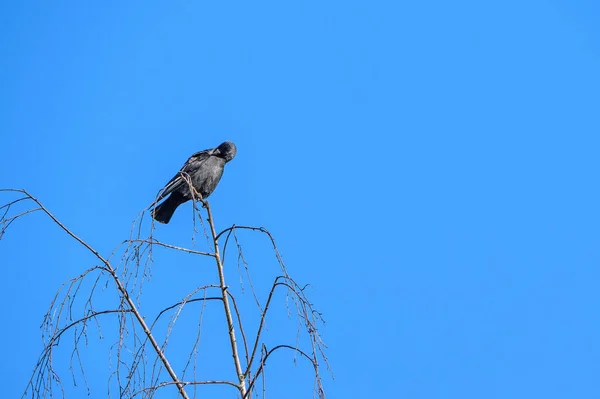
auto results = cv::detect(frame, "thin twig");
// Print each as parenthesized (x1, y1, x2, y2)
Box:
(128, 239, 214, 257)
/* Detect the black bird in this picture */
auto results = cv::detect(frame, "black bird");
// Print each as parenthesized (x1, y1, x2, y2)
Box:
(152, 141, 237, 224)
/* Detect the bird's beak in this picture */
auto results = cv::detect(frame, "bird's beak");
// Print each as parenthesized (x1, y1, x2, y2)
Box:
(212, 148, 221, 156)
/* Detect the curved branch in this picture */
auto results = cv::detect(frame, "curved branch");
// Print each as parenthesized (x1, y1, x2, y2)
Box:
(244, 277, 290, 376)
(0, 194, 29, 211)
(243, 345, 320, 399)
(150, 295, 223, 330)
(216, 225, 271, 242)
(24, 309, 132, 397)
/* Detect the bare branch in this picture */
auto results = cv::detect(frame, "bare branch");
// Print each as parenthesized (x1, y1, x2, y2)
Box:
(127, 238, 215, 258)
(2, 189, 191, 399)
(227, 291, 250, 366)
(245, 276, 290, 376)
(203, 199, 248, 397)
(244, 345, 323, 399)
(3, 187, 329, 399)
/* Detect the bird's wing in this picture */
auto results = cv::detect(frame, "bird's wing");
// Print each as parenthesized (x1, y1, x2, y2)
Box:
(155, 149, 213, 202)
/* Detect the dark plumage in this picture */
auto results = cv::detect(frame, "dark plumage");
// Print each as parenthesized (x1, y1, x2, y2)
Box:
(152, 141, 237, 224)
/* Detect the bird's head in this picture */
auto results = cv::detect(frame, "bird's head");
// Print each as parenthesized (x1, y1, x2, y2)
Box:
(213, 141, 237, 162)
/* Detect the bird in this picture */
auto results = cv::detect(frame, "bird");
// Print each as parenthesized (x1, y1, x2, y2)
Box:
(151, 141, 237, 224)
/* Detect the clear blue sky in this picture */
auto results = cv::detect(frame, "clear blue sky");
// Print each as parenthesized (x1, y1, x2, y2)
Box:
(1, 1, 600, 398)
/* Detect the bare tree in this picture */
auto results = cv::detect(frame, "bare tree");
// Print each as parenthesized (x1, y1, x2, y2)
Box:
(1, 188, 330, 399)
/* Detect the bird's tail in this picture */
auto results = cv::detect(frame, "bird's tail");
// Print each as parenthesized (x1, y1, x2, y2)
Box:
(152, 194, 183, 224)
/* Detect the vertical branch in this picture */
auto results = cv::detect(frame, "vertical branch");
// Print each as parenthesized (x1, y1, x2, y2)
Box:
(203, 200, 248, 397)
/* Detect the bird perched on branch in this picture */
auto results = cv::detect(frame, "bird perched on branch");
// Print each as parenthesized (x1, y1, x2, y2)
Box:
(151, 141, 237, 224)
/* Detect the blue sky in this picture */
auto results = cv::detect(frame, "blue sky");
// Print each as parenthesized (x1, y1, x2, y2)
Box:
(2, 1, 600, 398)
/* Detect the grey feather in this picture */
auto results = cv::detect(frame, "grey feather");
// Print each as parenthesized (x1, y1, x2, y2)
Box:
(152, 141, 236, 224)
